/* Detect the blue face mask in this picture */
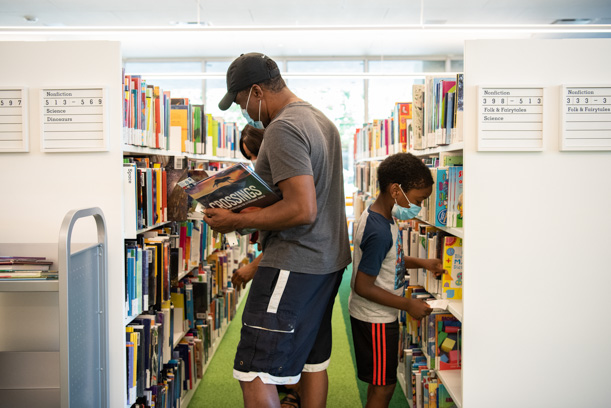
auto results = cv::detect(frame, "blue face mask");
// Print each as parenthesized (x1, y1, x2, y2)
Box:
(242, 87, 264, 129)
(391, 186, 422, 220)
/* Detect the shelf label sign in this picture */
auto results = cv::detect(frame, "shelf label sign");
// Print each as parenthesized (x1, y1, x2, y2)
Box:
(477, 86, 544, 151)
(560, 85, 611, 151)
(40, 87, 108, 152)
(0, 87, 28, 152)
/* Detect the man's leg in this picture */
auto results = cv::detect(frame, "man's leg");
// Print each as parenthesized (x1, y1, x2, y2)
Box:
(299, 370, 328, 408)
(240, 377, 281, 408)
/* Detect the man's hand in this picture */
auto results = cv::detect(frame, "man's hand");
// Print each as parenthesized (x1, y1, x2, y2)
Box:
(419, 258, 445, 278)
(232, 262, 256, 289)
(405, 298, 433, 320)
(203, 208, 238, 234)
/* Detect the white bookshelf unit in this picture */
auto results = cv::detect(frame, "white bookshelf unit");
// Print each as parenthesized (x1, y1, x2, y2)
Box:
(463, 39, 611, 407)
(0, 41, 252, 408)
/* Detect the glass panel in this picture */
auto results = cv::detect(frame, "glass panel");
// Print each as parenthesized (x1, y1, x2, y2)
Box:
(367, 60, 447, 120)
(124, 61, 204, 104)
(204, 61, 245, 124)
(285, 60, 365, 198)
(451, 60, 464, 72)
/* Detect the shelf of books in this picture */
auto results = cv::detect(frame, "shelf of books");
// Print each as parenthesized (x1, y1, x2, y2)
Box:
(121, 74, 260, 408)
(353, 74, 463, 408)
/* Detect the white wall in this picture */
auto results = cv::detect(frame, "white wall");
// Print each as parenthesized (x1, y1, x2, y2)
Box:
(0, 42, 125, 407)
(463, 39, 611, 407)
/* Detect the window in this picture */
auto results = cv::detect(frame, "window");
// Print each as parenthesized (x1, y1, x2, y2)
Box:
(123, 61, 204, 104)
(367, 60, 446, 120)
(204, 61, 245, 126)
(286, 60, 365, 191)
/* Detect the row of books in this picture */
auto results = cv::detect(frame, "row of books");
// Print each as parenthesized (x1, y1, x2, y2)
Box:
(420, 154, 463, 229)
(399, 219, 463, 300)
(124, 222, 252, 320)
(354, 75, 464, 161)
(123, 157, 242, 235)
(122, 73, 243, 158)
(0, 256, 57, 280)
(353, 154, 463, 230)
(422, 74, 465, 150)
(126, 307, 209, 407)
(126, 248, 252, 407)
(403, 348, 458, 408)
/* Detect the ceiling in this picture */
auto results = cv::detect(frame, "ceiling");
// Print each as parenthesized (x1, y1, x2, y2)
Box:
(0, 0, 610, 59)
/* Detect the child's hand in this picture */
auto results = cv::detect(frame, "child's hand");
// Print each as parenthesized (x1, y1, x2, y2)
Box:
(421, 258, 445, 277)
(232, 262, 256, 289)
(406, 299, 433, 320)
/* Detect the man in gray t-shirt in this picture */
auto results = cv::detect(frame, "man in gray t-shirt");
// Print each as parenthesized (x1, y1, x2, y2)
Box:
(206, 53, 351, 407)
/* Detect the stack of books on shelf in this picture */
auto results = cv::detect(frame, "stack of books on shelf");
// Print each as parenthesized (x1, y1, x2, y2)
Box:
(122, 73, 242, 159)
(0, 256, 57, 280)
(354, 74, 464, 161)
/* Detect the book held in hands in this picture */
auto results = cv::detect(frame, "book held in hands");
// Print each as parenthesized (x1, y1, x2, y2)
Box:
(178, 163, 280, 234)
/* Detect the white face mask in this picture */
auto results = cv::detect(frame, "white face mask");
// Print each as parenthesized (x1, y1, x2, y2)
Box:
(242, 87, 264, 129)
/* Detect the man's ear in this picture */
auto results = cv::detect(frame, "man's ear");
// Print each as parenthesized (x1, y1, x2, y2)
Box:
(252, 84, 264, 99)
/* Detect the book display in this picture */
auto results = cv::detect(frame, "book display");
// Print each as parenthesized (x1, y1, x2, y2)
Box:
(353, 78, 464, 407)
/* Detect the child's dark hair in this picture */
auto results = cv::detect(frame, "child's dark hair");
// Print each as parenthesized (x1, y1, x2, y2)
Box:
(239, 124, 264, 160)
(377, 153, 434, 193)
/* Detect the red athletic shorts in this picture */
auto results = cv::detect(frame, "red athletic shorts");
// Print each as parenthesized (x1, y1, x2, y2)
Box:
(350, 316, 399, 386)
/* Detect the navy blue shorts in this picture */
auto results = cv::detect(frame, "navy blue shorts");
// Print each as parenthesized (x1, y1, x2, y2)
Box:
(350, 316, 399, 386)
(233, 266, 344, 384)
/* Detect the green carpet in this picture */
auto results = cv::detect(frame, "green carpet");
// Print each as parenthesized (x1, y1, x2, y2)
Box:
(191, 265, 409, 407)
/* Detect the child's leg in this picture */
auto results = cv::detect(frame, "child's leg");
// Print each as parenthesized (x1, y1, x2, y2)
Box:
(366, 383, 396, 408)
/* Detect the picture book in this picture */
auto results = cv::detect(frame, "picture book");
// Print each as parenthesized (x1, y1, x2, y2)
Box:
(435, 167, 448, 227)
(442, 237, 463, 300)
(178, 163, 280, 235)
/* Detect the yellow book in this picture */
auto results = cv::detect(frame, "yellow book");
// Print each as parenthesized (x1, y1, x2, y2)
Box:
(153, 164, 162, 223)
(441, 236, 463, 299)
(170, 106, 189, 152)
(170, 291, 185, 320)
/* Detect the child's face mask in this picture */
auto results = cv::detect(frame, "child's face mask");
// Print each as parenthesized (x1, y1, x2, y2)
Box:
(391, 185, 421, 220)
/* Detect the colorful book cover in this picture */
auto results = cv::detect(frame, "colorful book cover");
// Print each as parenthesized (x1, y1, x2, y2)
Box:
(412, 84, 425, 150)
(442, 237, 463, 299)
(435, 167, 448, 227)
(179, 163, 280, 235)
(395, 102, 412, 152)
(455, 167, 463, 228)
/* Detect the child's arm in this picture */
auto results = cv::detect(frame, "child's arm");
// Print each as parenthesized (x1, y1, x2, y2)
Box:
(404, 256, 445, 277)
(231, 253, 261, 289)
(354, 270, 432, 320)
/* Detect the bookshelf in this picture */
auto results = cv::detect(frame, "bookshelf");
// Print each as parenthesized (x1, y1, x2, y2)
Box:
(353, 81, 464, 407)
(0, 40, 256, 408)
(121, 75, 255, 406)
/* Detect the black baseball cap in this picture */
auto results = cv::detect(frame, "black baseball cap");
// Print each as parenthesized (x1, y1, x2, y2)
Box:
(218, 52, 281, 111)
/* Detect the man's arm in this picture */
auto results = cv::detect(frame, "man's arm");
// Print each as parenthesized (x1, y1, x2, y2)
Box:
(204, 174, 317, 233)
